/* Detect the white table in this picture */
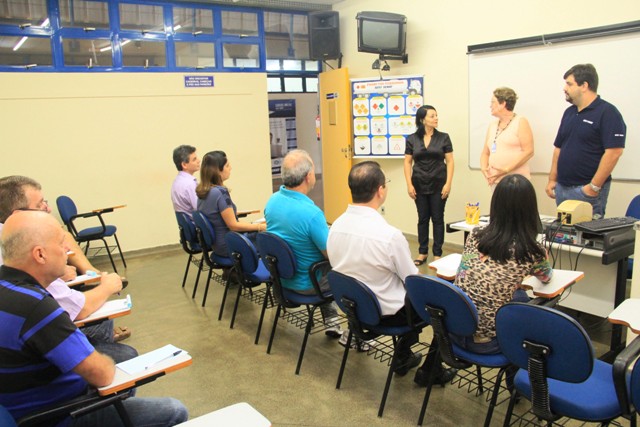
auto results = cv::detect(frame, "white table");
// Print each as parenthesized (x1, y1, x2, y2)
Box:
(178, 402, 271, 426)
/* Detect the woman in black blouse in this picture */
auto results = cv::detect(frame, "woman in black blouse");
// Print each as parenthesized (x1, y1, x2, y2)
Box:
(404, 105, 455, 265)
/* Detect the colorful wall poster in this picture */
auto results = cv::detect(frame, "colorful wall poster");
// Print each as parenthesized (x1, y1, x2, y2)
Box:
(351, 76, 424, 157)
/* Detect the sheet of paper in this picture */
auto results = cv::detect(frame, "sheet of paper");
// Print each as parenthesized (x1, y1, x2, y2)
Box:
(65, 273, 100, 287)
(116, 344, 188, 375)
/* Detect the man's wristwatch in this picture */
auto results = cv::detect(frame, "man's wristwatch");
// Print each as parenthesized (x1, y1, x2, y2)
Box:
(588, 182, 601, 193)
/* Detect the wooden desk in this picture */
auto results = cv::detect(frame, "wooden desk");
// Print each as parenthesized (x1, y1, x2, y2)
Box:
(237, 209, 260, 218)
(74, 297, 131, 328)
(521, 270, 584, 298)
(98, 352, 192, 396)
(608, 299, 640, 335)
(66, 273, 101, 288)
(428, 253, 582, 298)
(93, 204, 126, 214)
(177, 402, 271, 427)
(428, 253, 461, 281)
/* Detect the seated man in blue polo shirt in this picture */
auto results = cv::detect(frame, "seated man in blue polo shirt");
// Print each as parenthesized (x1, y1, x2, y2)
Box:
(264, 149, 341, 337)
(0, 210, 188, 426)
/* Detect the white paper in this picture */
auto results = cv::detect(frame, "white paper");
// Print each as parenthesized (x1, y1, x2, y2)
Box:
(75, 296, 131, 323)
(116, 344, 187, 375)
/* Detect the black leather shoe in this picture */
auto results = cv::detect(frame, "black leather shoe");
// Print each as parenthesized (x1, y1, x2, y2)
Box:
(394, 353, 423, 377)
(414, 366, 458, 387)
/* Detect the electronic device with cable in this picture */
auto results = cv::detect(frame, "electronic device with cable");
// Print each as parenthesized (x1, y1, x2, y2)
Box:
(556, 200, 593, 225)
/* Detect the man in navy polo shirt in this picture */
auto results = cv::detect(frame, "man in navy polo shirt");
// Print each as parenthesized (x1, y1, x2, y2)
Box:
(546, 63, 626, 218)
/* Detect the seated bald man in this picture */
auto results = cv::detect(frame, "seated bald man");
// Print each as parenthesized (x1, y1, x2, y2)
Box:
(0, 210, 188, 425)
(0, 176, 135, 362)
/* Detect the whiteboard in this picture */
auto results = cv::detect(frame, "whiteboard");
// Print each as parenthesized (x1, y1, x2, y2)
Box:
(468, 33, 639, 180)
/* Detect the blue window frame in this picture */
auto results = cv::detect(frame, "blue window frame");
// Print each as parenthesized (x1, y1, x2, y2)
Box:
(0, 0, 320, 88)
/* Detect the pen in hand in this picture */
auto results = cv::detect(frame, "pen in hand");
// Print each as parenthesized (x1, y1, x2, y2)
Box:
(145, 350, 182, 370)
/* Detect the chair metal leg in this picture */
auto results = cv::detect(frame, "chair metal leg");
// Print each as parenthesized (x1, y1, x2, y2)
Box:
(197, 268, 212, 301)
(194, 257, 203, 291)
(483, 367, 506, 427)
(417, 346, 442, 425)
(101, 238, 118, 273)
(84, 241, 90, 255)
(336, 330, 353, 389)
(266, 305, 282, 354)
(113, 233, 127, 268)
(502, 389, 519, 427)
(113, 399, 134, 427)
(378, 345, 399, 417)
(181, 255, 192, 288)
(229, 282, 244, 329)
(295, 306, 316, 375)
(255, 285, 271, 345)
(477, 365, 485, 394)
(217, 270, 233, 317)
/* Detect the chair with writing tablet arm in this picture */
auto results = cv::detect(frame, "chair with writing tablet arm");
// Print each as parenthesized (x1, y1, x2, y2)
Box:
(56, 195, 126, 273)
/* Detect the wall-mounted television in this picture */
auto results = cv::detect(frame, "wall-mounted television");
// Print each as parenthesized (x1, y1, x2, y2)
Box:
(356, 11, 407, 57)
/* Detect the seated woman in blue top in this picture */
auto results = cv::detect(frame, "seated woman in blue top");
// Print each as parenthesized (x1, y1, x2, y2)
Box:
(451, 174, 552, 354)
(195, 150, 266, 257)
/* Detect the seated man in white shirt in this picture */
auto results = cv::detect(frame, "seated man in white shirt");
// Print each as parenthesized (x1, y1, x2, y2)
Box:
(327, 161, 455, 383)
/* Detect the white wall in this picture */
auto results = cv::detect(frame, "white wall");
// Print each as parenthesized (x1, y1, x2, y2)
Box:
(333, 0, 640, 247)
(0, 72, 272, 252)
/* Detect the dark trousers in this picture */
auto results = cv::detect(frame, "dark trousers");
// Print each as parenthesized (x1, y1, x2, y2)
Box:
(414, 192, 447, 256)
(380, 303, 420, 361)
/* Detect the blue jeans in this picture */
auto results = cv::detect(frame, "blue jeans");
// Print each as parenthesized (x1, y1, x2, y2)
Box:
(70, 397, 188, 427)
(82, 320, 138, 363)
(555, 181, 611, 219)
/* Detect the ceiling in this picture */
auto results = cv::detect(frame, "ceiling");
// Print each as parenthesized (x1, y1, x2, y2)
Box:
(169, 0, 343, 12)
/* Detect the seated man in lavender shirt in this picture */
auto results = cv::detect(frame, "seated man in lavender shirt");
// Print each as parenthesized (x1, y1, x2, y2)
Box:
(0, 176, 137, 363)
(171, 145, 200, 219)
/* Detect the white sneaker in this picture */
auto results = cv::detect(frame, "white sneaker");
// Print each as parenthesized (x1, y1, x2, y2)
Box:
(324, 317, 343, 339)
(338, 331, 371, 352)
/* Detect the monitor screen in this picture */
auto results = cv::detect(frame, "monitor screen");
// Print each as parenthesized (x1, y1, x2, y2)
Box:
(357, 11, 406, 56)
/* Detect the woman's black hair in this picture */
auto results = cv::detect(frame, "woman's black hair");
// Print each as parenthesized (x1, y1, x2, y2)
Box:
(476, 174, 545, 263)
(414, 105, 436, 139)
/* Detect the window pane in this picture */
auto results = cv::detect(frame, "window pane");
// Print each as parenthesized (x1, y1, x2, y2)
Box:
(0, 35, 51, 66)
(305, 77, 318, 92)
(305, 60, 319, 71)
(222, 43, 259, 68)
(175, 41, 214, 68)
(121, 39, 166, 67)
(266, 59, 280, 71)
(221, 11, 257, 37)
(119, 4, 164, 32)
(265, 12, 309, 60)
(283, 77, 303, 92)
(172, 7, 213, 35)
(282, 59, 301, 71)
(59, 0, 109, 30)
(62, 38, 112, 67)
(0, 0, 48, 27)
(267, 77, 282, 92)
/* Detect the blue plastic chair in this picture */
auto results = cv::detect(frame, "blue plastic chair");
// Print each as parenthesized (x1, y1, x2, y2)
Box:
(225, 231, 272, 344)
(327, 270, 424, 418)
(56, 195, 126, 273)
(405, 275, 509, 426)
(496, 302, 635, 426)
(626, 195, 640, 279)
(192, 211, 234, 308)
(256, 232, 333, 375)
(0, 405, 17, 427)
(175, 212, 204, 291)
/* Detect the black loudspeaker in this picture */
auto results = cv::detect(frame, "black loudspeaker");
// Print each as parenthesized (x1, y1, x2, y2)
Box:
(309, 11, 340, 60)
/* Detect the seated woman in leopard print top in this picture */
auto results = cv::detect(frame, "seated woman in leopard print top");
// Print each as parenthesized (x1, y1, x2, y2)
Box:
(452, 174, 552, 354)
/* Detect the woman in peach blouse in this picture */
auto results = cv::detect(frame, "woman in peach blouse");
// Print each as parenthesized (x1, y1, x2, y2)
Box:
(480, 87, 534, 189)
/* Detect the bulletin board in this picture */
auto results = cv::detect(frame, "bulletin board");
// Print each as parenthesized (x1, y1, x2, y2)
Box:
(351, 75, 424, 158)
